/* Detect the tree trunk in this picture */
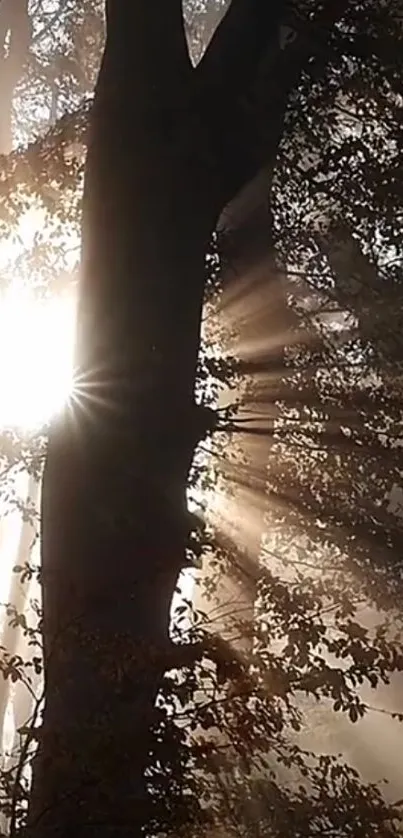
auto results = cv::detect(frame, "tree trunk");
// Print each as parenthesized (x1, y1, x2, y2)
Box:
(27, 4, 221, 836)
(0, 476, 39, 754)
(0, 0, 31, 153)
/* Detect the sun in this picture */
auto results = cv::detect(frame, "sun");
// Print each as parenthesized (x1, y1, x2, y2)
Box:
(0, 205, 78, 431)
(0, 286, 76, 430)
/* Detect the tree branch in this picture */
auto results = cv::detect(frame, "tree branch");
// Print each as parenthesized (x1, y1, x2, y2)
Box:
(205, 0, 352, 209)
(197, 0, 286, 97)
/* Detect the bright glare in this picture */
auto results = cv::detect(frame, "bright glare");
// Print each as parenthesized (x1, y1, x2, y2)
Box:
(0, 286, 76, 430)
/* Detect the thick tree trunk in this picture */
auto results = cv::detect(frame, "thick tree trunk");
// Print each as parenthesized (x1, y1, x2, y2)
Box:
(27, 4, 220, 836)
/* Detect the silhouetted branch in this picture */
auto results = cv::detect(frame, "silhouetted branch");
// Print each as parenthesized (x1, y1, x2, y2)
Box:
(202, 0, 351, 206)
(197, 0, 285, 97)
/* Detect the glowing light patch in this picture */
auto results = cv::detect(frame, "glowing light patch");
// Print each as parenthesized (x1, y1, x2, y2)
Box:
(0, 287, 76, 430)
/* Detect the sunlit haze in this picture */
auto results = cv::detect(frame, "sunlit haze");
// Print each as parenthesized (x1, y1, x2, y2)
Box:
(0, 287, 76, 430)
(0, 207, 77, 430)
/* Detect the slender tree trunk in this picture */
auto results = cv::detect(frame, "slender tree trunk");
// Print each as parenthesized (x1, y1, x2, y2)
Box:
(321, 223, 402, 360)
(0, 0, 31, 153)
(0, 476, 39, 752)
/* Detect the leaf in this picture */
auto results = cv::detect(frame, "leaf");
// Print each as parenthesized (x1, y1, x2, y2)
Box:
(349, 705, 359, 723)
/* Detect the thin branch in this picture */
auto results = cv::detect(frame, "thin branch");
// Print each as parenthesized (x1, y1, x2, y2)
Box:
(32, 1, 68, 46)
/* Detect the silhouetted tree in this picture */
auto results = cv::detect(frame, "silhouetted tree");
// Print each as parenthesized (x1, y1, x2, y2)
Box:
(0, 1, 401, 837)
